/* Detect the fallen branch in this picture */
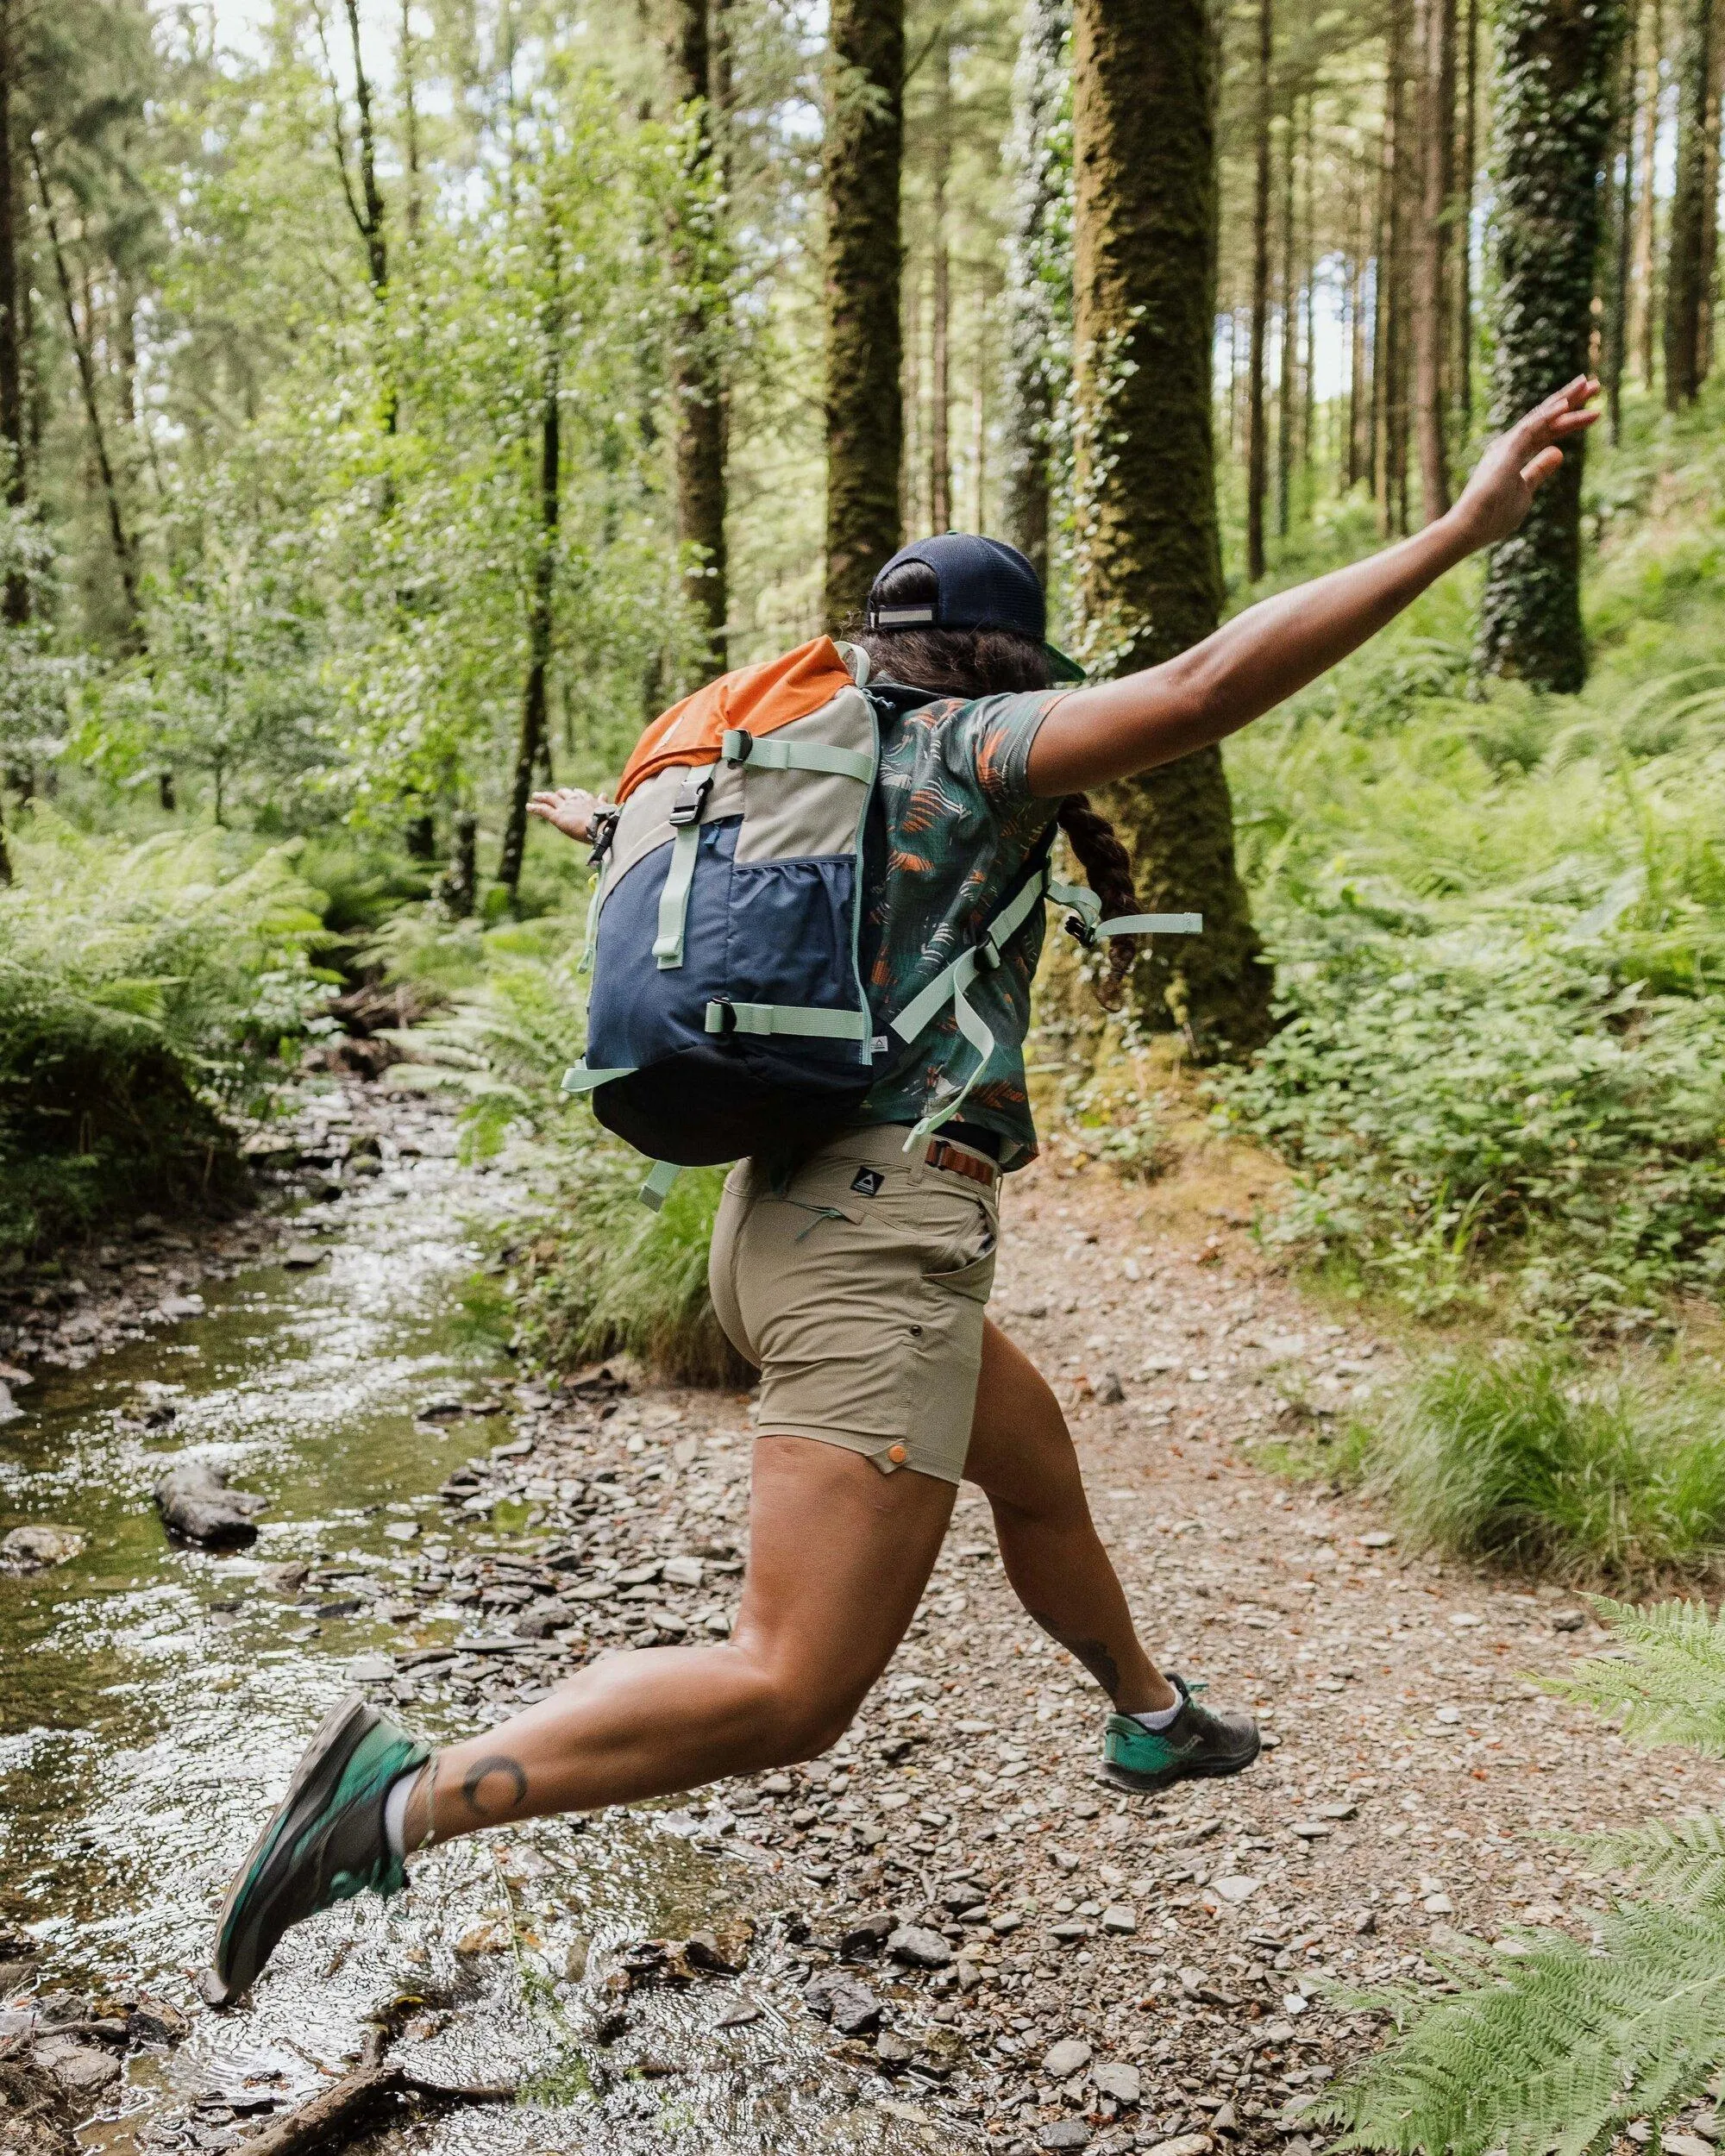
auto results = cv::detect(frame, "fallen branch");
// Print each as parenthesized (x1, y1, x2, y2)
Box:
(237, 2023, 512, 2156)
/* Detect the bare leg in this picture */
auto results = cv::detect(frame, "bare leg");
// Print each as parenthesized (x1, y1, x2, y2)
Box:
(962, 1318, 1174, 1716)
(405, 1434, 955, 1845)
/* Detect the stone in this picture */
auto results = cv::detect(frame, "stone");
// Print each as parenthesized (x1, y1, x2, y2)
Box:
(803, 1970, 881, 2036)
(1551, 1608, 1587, 1633)
(1289, 1821, 1331, 1841)
(839, 1911, 896, 1958)
(1422, 1892, 1455, 1915)
(1041, 2038, 1093, 2079)
(1213, 1875, 1262, 1904)
(887, 1925, 953, 1969)
(1037, 2127, 1091, 2152)
(35, 2041, 121, 2095)
(346, 1654, 394, 1683)
(154, 1459, 267, 1546)
(1662, 2135, 1714, 2156)
(1357, 1530, 1396, 1549)
(717, 2001, 762, 2029)
(662, 1556, 705, 1588)
(0, 1382, 20, 1425)
(1145, 2139, 1211, 2156)
(280, 1244, 325, 1269)
(1090, 2060, 1141, 2105)
(875, 2030, 913, 2065)
(1101, 1903, 1138, 1934)
(1, 1526, 84, 1569)
(1094, 1370, 1126, 1407)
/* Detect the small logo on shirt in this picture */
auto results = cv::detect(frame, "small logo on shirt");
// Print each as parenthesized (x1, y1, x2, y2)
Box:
(850, 1168, 886, 1197)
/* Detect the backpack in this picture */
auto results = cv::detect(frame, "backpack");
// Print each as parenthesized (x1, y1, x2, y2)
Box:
(561, 636, 1200, 1204)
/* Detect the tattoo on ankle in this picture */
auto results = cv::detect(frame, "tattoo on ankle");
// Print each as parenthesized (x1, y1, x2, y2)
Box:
(1028, 1611, 1121, 1701)
(460, 1754, 529, 1819)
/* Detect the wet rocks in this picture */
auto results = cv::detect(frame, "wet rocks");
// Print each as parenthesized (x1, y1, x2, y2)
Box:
(154, 1458, 268, 1546)
(0, 1526, 83, 1570)
(886, 1926, 952, 1970)
(803, 1971, 881, 2037)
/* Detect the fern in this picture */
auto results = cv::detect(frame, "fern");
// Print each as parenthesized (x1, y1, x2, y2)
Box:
(1327, 1596, 1725, 2152)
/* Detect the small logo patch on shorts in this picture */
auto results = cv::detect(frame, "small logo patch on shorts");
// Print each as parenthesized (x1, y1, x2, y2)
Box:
(850, 1168, 886, 1197)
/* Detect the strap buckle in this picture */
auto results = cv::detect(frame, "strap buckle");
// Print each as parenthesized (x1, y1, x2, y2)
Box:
(669, 771, 713, 827)
(705, 999, 738, 1036)
(1063, 912, 1098, 950)
(722, 728, 754, 764)
(974, 931, 1003, 975)
(586, 802, 619, 870)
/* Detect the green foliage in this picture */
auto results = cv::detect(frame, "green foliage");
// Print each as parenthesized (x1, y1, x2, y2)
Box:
(1321, 1596, 1725, 2155)
(0, 809, 332, 1257)
(1362, 1349, 1725, 1585)
(508, 1158, 748, 1389)
(1220, 587, 1725, 1329)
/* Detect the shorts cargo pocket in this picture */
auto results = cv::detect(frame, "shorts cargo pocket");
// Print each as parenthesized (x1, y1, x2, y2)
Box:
(923, 1235, 997, 1303)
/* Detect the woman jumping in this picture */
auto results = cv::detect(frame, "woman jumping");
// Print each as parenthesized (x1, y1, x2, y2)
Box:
(207, 378, 1596, 2004)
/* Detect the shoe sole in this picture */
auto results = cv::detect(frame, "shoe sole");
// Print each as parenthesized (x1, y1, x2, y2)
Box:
(207, 1690, 378, 2007)
(1100, 1728, 1263, 1796)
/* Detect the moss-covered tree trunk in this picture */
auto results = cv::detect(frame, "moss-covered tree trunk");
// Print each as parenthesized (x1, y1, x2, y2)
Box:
(1000, 0, 1070, 582)
(1665, 0, 1713, 404)
(1071, 0, 1273, 1062)
(669, 0, 728, 672)
(1412, 0, 1456, 521)
(824, 0, 904, 630)
(1245, 0, 1273, 583)
(1476, 0, 1626, 692)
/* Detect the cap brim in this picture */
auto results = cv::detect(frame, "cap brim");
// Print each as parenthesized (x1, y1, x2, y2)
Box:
(1044, 642, 1088, 685)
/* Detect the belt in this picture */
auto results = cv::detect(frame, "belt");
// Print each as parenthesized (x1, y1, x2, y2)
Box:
(925, 1136, 1000, 1189)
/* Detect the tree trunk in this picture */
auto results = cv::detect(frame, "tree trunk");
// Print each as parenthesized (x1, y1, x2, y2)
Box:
(928, 30, 953, 532)
(669, 0, 728, 672)
(1631, 0, 1662, 385)
(824, 0, 905, 630)
(1457, 0, 1478, 430)
(1413, 0, 1456, 522)
(1699, 2, 1725, 375)
(1302, 96, 1317, 493)
(499, 360, 561, 897)
(1246, 0, 1273, 582)
(0, 0, 27, 627)
(1477, 0, 1627, 692)
(1603, 12, 1639, 436)
(1377, 0, 1412, 537)
(1071, 0, 1272, 1062)
(32, 149, 143, 651)
(1276, 106, 1295, 541)
(1000, 0, 1071, 581)
(1664, 0, 1712, 404)
(1347, 185, 1370, 488)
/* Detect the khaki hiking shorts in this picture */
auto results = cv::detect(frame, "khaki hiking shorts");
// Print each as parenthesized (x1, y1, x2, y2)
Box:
(707, 1124, 1000, 1484)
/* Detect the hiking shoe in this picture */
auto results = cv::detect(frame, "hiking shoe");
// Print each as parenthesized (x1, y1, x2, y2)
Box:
(1101, 1675, 1261, 1794)
(206, 1692, 428, 2007)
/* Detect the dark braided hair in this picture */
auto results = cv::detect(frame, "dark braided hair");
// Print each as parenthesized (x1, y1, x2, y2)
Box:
(850, 559, 1142, 1009)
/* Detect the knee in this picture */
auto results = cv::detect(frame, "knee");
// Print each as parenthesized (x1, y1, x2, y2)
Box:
(727, 1646, 859, 1767)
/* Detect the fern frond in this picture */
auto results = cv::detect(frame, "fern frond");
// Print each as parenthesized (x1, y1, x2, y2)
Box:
(1320, 1903, 1725, 2155)
(1550, 1597, 1725, 1754)
(1586, 1810, 1725, 1909)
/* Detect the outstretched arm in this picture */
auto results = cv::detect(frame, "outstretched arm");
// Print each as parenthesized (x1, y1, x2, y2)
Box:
(1026, 377, 1600, 798)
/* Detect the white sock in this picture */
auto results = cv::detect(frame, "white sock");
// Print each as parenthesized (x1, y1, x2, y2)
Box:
(1131, 1694, 1182, 1733)
(383, 1767, 421, 1861)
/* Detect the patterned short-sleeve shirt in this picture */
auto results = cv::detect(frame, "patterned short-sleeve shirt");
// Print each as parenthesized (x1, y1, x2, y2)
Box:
(856, 686, 1069, 1165)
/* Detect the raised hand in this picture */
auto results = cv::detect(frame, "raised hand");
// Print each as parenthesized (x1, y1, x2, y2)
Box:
(1450, 376, 1600, 548)
(526, 787, 600, 843)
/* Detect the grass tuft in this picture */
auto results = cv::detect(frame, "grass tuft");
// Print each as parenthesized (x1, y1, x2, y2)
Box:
(1364, 1348, 1725, 1586)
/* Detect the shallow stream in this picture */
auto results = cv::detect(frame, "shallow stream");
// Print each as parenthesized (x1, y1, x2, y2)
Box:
(0, 1103, 952, 2155)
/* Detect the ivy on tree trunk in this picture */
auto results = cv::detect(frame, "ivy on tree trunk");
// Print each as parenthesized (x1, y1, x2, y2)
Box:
(1000, 0, 1070, 583)
(1476, 0, 1626, 694)
(1070, 0, 1273, 1062)
(669, 0, 728, 674)
(824, 0, 904, 631)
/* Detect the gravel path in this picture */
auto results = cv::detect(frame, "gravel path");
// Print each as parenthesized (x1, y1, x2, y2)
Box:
(365, 1142, 1725, 2156)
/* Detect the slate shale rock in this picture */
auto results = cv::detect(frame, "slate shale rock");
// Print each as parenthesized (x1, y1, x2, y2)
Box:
(802, 1971, 882, 2037)
(154, 1459, 268, 1546)
(0, 1528, 83, 1571)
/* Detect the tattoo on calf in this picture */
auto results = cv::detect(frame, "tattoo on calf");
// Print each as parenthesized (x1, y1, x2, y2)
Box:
(460, 1754, 529, 1818)
(1028, 1611, 1121, 1701)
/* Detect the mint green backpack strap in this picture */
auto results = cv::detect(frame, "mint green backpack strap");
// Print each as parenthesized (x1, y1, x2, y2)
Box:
(706, 1000, 870, 1041)
(1096, 911, 1202, 937)
(639, 1159, 682, 1210)
(561, 1062, 637, 1094)
(722, 729, 873, 782)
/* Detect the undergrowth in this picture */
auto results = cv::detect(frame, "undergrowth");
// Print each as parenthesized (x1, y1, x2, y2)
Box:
(1321, 1597, 1725, 2155)
(0, 808, 333, 1260)
(1363, 1348, 1725, 1586)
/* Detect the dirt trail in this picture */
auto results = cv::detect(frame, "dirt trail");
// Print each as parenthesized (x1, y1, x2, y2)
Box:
(365, 1131, 1725, 2156)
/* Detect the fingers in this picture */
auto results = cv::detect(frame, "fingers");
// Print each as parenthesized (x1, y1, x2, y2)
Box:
(1520, 446, 1565, 493)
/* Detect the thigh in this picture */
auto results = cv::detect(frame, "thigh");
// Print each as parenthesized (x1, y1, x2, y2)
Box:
(732, 1433, 956, 1709)
(961, 1317, 1089, 1518)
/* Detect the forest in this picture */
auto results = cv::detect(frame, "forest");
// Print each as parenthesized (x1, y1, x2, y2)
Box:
(3, 0, 1725, 2149)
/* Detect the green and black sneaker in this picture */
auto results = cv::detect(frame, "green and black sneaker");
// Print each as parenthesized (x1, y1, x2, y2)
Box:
(205, 1692, 429, 2008)
(1101, 1674, 1261, 1795)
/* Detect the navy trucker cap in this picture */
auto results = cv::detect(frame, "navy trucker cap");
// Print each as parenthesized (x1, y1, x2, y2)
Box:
(865, 533, 1087, 682)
